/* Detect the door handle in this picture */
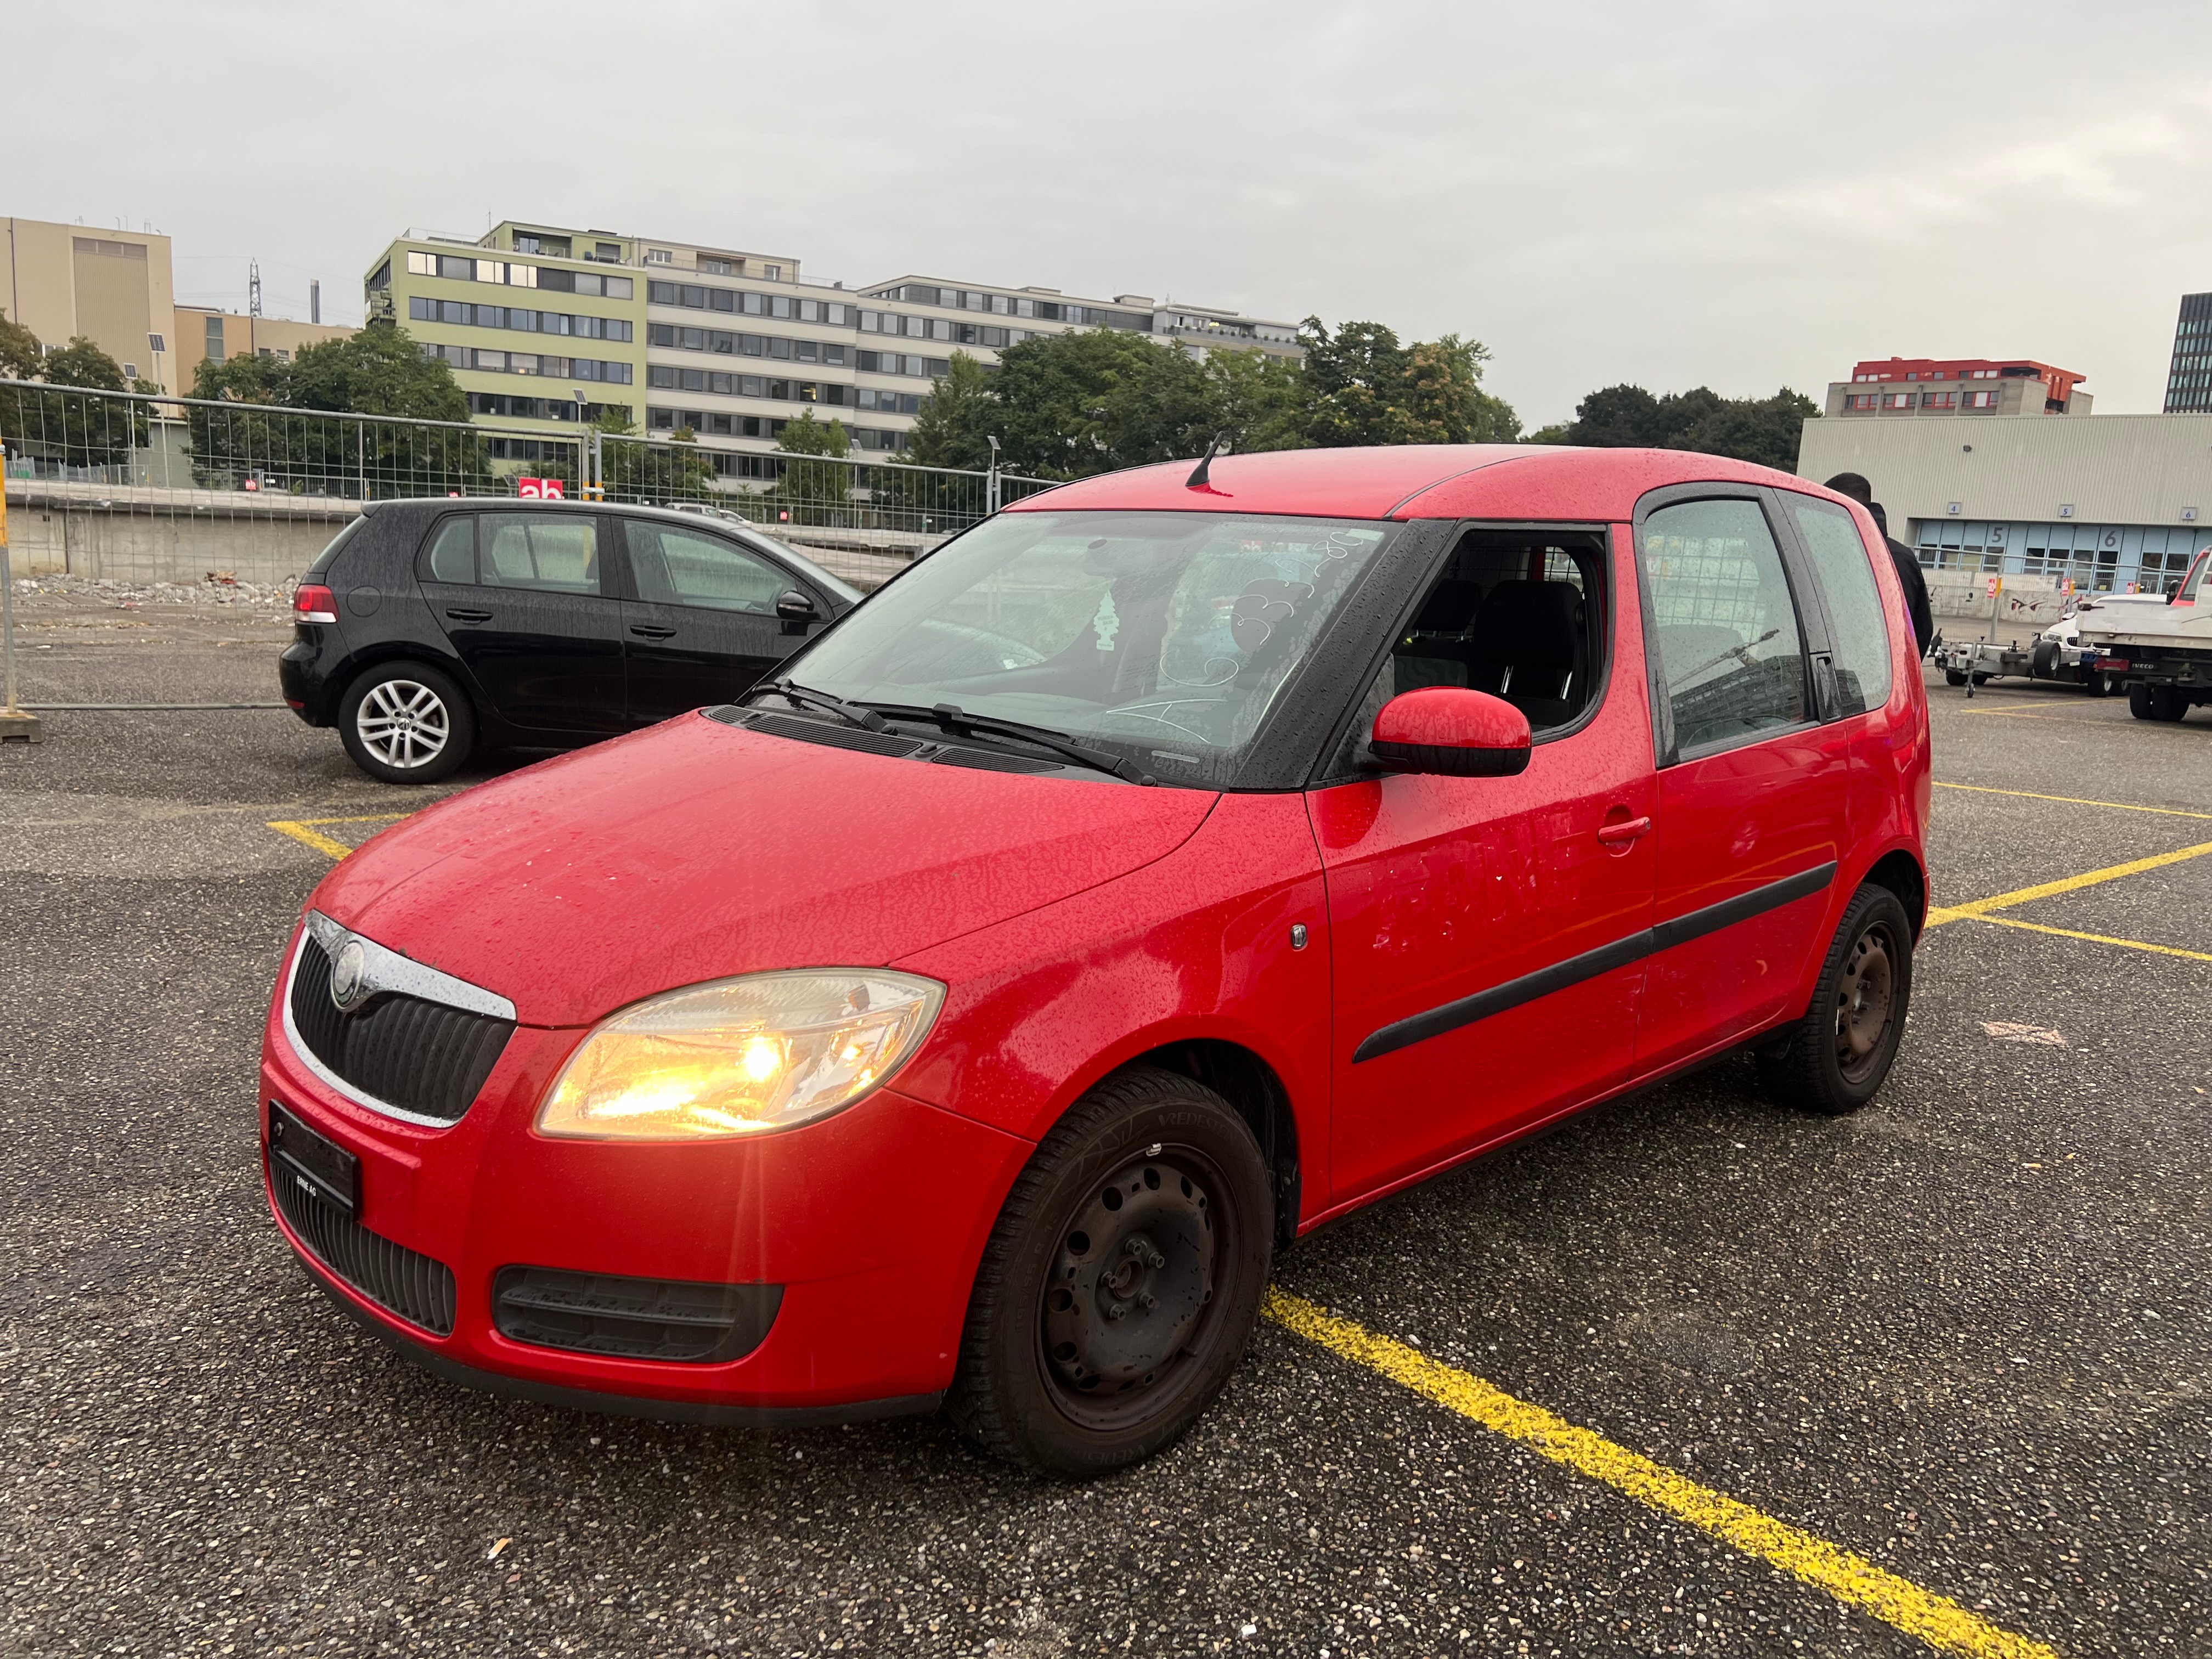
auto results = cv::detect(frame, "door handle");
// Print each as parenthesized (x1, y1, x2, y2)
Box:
(628, 624, 678, 639)
(1595, 815, 1652, 844)
(444, 607, 492, 624)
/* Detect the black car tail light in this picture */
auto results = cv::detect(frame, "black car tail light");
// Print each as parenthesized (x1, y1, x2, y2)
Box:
(294, 583, 338, 623)
(492, 1267, 782, 1363)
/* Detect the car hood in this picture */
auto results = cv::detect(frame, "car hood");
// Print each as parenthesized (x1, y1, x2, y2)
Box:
(313, 712, 1218, 1026)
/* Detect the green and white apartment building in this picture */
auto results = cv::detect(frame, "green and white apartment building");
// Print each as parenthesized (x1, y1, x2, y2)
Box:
(364, 220, 1301, 483)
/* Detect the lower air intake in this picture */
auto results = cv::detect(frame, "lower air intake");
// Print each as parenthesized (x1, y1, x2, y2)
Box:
(492, 1266, 782, 1363)
(274, 1163, 457, 1336)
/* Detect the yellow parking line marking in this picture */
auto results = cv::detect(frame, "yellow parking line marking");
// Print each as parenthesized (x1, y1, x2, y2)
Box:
(1965, 913, 2212, 963)
(1925, 838, 2212, 927)
(1956, 707, 2108, 725)
(267, 813, 409, 861)
(1263, 1291, 2057, 1659)
(1933, 781, 2212, 821)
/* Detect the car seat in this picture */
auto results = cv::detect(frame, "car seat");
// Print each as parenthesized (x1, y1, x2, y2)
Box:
(1465, 580, 1588, 729)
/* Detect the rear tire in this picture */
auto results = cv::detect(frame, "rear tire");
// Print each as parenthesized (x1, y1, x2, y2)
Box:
(2152, 686, 2190, 722)
(2129, 684, 2156, 720)
(1944, 670, 1968, 687)
(945, 1066, 1273, 1479)
(338, 661, 475, 786)
(1756, 884, 1914, 1116)
(2086, 672, 2112, 698)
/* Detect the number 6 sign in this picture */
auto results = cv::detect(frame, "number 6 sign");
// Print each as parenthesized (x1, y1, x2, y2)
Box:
(518, 477, 565, 500)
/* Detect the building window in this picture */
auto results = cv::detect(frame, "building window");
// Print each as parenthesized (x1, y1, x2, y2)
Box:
(1844, 394, 1877, 411)
(1883, 392, 1914, 409)
(647, 249, 674, 265)
(204, 315, 225, 364)
(1922, 391, 1957, 409)
(1967, 390, 1998, 408)
(764, 264, 783, 281)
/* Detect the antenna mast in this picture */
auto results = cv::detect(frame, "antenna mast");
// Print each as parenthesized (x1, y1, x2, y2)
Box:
(249, 259, 262, 317)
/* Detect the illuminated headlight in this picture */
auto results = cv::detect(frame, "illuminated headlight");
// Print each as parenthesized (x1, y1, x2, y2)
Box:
(535, 971, 945, 1141)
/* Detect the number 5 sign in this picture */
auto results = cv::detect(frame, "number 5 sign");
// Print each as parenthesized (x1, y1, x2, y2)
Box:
(517, 477, 565, 500)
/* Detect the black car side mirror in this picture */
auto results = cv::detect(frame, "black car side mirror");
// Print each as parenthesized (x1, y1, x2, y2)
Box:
(776, 589, 821, 634)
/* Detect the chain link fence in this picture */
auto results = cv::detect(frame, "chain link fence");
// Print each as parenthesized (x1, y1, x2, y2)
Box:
(1, 379, 1053, 589)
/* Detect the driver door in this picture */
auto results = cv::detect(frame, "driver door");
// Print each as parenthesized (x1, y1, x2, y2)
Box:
(1312, 527, 1657, 1206)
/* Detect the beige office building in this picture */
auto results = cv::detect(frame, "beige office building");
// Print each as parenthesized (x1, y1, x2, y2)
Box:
(3, 214, 351, 395)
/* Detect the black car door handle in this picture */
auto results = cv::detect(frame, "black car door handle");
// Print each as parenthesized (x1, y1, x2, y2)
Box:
(628, 624, 678, 639)
(444, 607, 493, 624)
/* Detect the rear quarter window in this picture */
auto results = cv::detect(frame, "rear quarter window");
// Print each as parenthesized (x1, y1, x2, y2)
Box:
(1785, 495, 1893, 714)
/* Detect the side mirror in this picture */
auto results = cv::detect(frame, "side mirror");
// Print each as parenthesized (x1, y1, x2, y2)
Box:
(776, 589, 821, 633)
(1370, 687, 1532, 778)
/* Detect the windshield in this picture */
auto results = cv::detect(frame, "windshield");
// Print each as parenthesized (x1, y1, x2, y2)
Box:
(780, 511, 1398, 786)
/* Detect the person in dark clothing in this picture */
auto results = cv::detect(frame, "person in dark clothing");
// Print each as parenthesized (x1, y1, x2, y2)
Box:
(1824, 472, 1934, 656)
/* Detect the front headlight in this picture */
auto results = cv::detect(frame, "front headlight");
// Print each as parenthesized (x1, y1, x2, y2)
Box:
(535, 970, 945, 1141)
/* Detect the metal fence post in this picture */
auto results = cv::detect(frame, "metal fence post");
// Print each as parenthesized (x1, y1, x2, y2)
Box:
(0, 443, 41, 743)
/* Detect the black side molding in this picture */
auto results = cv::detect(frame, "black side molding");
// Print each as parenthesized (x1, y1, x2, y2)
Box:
(1352, 861, 1838, 1064)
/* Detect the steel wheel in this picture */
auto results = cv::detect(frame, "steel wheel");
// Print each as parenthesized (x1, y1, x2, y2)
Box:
(1039, 1149, 1227, 1432)
(1832, 918, 1898, 1086)
(355, 678, 451, 770)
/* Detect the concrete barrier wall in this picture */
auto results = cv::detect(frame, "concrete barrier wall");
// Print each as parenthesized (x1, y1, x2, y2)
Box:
(5, 487, 349, 584)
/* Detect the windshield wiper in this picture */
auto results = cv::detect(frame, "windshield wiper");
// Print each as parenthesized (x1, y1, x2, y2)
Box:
(758, 679, 887, 732)
(864, 701, 1156, 786)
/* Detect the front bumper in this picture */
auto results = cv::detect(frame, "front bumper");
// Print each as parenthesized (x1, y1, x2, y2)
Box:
(259, 992, 1031, 1419)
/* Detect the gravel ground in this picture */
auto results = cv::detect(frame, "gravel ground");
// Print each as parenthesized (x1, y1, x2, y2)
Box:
(2, 646, 2209, 1658)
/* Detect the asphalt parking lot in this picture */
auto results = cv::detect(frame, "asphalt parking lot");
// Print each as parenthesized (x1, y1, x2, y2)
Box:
(4, 586, 2210, 1658)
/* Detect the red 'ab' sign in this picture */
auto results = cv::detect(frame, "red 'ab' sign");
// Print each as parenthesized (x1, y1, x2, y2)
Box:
(518, 477, 565, 500)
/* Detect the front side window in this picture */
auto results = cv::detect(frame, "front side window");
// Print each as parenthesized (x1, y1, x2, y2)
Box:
(1785, 495, 1893, 715)
(1640, 499, 1807, 756)
(785, 512, 1398, 787)
(625, 522, 783, 615)
(478, 513, 601, 595)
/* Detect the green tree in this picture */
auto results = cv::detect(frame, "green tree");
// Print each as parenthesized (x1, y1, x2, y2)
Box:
(1546, 382, 1819, 470)
(0, 308, 40, 382)
(906, 351, 997, 471)
(1201, 347, 1308, 454)
(767, 408, 855, 523)
(185, 318, 487, 496)
(1297, 319, 1519, 448)
(988, 328, 1214, 478)
(4, 334, 149, 469)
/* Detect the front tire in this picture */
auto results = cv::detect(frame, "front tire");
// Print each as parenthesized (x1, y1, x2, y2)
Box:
(1756, 884, 1915, 1116)
(946, 1066, 1273, 1478)
(338, 661, 475, 785)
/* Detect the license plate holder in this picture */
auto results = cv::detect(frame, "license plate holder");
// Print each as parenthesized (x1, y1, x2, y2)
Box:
(269, 1101, 360, 1215)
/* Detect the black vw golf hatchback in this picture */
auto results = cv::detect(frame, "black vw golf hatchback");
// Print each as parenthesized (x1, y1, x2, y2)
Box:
(280, 499, 861, 783)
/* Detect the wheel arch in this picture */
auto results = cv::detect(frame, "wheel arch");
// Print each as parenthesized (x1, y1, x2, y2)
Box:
(1114, 1039, 1302, 1252)
(1861, 847, 1928, 940)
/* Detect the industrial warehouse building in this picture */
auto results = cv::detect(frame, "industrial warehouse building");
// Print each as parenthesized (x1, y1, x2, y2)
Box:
(1797, 413, 2212, 596)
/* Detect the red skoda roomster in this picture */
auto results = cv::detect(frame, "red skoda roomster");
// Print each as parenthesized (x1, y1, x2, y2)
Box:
(261, 445, 1930, 1476)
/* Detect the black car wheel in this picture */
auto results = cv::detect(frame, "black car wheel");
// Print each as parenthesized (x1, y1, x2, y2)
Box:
(1944, 670, 1968, 687)
(338, 661, 476, 786)
(1756, 884, 1915, 1116)
(946, 1066, 1273, 1478)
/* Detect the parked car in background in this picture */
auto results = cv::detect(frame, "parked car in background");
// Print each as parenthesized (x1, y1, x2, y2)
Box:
(279, 499, 862, 783)
(260, 445, 1929, 1476)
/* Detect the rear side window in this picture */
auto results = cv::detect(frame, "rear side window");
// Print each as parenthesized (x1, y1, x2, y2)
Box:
(623, 521, 784, 615)
(1640, 499, 1807, 755)
(1786, 495, 1893, 714)
(478, 512, 601, 595)
(425, 517, 475, 583)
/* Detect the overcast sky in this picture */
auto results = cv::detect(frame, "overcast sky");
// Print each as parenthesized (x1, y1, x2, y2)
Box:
(8, 1, 2208, 426)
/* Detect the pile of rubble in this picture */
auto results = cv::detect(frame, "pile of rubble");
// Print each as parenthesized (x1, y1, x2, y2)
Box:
(9, 572, 297, 610)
